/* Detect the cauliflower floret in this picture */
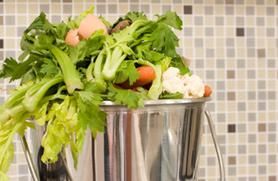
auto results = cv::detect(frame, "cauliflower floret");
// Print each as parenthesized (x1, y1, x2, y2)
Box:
(162, 77, 185, 94)
(162, 67, 181, 80)
(162, 67, 205, 98)
(182, 86, 191, 98)
(183, 74, 205, 98)
(162, 67, 185, 94)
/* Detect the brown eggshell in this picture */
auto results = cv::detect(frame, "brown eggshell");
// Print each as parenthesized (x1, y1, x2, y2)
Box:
(65, 29, 80, 47)
(78, 14, 107, 39)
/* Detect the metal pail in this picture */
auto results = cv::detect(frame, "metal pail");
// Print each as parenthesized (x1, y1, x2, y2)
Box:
(22, 98, 224, 181)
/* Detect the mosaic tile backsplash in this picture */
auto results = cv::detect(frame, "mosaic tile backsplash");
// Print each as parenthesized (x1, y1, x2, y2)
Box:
(0, 0, 277, 180)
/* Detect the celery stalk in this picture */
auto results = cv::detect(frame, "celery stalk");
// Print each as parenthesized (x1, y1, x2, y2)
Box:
(50, 46, 84, 94)
(22, 76, 63, 112)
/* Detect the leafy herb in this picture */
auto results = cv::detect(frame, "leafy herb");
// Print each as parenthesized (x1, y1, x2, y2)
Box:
(68, 30, 105, 63)
(157, 11, 183, 30)
(0, 58, 33, 81)
(159, 92, 183, 99)
(150, 23, 179, 57)
(170, 56, 190, 75)
(50, 46, 84, 94)
(41, 96, 80, 163)
(39, 58, 60, 78)
(125, 11, 147, 22)
(0, 9, 190, 179)
(75, 90, 106, 137)
(108, 84, 146, 109)
(114, 61, 139, 85)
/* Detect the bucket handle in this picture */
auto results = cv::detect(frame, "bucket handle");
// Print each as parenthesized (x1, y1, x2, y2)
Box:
(205, 110, 226, 181)
(21, 135, 40, 181)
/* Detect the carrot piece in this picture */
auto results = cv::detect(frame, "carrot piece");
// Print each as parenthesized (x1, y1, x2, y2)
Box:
(204, 85, 212, 97)
(134, 66, 156, 87)
(118, 66, 156, 89)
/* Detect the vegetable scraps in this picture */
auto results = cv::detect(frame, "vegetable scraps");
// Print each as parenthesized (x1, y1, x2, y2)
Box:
(0, 6, 212, 179)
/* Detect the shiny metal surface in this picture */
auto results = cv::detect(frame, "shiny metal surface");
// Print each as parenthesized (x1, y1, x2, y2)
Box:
(24, 99, 212, 181)
(205, 111, 226, 181)
(21, 136, 40, 181)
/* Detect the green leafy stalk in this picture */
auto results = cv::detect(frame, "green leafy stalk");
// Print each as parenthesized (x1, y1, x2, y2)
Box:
(93, 49, 107, 91)
(86, 61, 95, 81)
(41, 96, 80, 163)
(0, 171, 8, 181)
(0, 104, 26, 123)
(112, 19, 148, 43)
(70, 127, 85, 168)
(0, 115, 29, 176)
(170, 56, 190, 75)
(102, 46, 127, 80)
(147, 64, 163, 99)
(157, 11, 183, 30)
(33, 85, 67, 126)
(125, 12, 147, 22)
(107, 83, 147, 109)
(39, 96, 87, 167)
(68, 31, 105, 64)
(22, 76, 63, 112)
(0, 10, 190, 180)
(50, 46, 84, 94)
(0, 83, 34, 122)
(101, 19, 149, 81)
(3, 82, 33, 109)
(159, 92, 183, 99)
(114, 60, 139, 85)
(0, 58, 34, 81)
(75, 90, 106, 137)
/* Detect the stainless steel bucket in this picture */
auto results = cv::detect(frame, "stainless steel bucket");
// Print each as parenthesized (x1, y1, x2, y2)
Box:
(21, 98, 225, 181)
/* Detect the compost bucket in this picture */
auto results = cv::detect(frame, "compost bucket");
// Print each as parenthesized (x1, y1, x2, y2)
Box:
(21, 98, 225, 181)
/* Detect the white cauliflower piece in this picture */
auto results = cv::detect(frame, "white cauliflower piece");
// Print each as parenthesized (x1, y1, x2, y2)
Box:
(162, 67, 205, 98)
(162, 67, 185, 94)
(183, 74, 205, 98)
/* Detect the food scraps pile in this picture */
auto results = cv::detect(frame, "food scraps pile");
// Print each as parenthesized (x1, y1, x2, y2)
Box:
(0, 6, 212, 179)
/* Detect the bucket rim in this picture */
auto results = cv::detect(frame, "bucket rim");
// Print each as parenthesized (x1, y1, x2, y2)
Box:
(101, 97, 211, 107)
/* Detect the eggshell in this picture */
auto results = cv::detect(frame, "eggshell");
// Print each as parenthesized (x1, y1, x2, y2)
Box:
(65, 29, 80, 47)
(78, 14, 107, 39)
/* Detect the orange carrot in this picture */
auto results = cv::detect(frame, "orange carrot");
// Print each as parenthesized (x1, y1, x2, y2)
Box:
(133, 66, 156, 87)
(204, 85, 212, 97)
(119, 66, 156, 89)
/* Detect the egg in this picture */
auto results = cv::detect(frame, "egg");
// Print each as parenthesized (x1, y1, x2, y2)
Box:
(65, 29, 80, 47)
(78, 14, 107, 39)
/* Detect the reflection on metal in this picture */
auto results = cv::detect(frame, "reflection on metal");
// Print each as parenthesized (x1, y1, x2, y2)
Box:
(205, 111, 226, 181)
(22, 98, 225, 181)
(21, 136, 39, 181)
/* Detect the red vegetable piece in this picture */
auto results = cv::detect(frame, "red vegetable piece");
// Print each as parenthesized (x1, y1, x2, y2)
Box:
(204, 85, 212, 97)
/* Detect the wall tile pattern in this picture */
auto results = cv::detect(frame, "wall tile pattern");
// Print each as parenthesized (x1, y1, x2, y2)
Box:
(0, 0, 277, 181)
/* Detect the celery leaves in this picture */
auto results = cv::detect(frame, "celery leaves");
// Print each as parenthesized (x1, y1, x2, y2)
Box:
(108, 84, 147, 109)
(157, 11, 183, 30)
(150, 23, 179, 57)
(114, 61, 139, 85)
(0, 9, 190, 179)
(75, 91, 106, 137)
(0, 58, 33, 81)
